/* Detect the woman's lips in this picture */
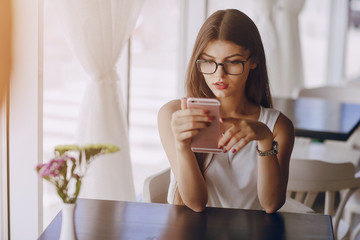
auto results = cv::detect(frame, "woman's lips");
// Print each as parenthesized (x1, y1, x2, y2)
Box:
(214, 82, 229, 89)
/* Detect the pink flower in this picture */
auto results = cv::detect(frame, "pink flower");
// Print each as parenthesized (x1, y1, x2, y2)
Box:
(36, 144, 119, 203)
(37, 157, 65, 178)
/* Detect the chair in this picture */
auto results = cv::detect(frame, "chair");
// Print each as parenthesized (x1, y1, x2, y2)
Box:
(143, 161, 360, 238)
(287, 158, 360, 239)
(142, 167, 316, 214)
(296, 85, 360, 104)
(296, 85, 360, 239)
(344, 171, 360, 240)
(142, 167, 170, 203)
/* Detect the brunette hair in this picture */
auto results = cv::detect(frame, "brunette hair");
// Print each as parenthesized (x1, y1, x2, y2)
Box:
(186, 9, 272, 108)
(174, 9, 272, 205)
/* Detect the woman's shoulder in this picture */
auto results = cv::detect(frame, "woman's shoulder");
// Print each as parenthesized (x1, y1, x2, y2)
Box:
(259, 106, 281, 123)
(261, 106, 280, 116)
(273, 109, 294, 139)
(158, 99, 182, 116)
(260, 106, 294, 133)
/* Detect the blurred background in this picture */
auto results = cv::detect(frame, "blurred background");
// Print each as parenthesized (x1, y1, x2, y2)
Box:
(41, 0, 360, 229)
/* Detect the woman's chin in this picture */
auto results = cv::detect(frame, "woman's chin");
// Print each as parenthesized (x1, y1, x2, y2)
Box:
(211, 90, 231, 99)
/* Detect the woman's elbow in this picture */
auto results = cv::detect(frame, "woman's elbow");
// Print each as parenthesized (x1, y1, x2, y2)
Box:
(264, 206, 279, 214)
(263, 197, 286, 214)
(184, 199, 207, 212)
(189, 204, 206, 212)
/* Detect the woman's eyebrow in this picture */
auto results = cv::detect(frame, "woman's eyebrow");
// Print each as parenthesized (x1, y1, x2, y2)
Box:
(200, 53, 214, 58)
(200, 53, 246, 59)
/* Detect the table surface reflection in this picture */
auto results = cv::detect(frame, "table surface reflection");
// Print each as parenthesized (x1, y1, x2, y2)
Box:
(274, 97, 360, 141)
(38, 199, 334, 240)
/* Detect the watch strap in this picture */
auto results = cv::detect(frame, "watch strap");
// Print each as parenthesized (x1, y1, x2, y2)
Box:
(256, 141, 279, 156)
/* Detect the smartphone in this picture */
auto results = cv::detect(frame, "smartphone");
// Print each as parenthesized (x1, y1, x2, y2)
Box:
(187, 98, 222, 153)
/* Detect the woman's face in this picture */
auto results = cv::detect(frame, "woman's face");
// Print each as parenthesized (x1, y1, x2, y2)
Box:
(199, 40, 256, 99)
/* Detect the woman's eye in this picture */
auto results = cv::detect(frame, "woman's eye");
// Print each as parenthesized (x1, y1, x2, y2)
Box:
(228, 60, 242, 65)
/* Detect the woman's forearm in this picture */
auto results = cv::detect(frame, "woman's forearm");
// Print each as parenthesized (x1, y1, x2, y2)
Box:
(173, 144, 208, 212)
(257, 155, 287, 213)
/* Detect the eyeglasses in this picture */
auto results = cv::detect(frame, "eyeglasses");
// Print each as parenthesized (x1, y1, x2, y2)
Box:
(196, 56, 251, 75)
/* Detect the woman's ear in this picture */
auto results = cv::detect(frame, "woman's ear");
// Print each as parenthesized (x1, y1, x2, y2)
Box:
(249, 59, 257, 69)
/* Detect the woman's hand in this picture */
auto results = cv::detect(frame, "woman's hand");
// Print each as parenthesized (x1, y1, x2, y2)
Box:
(218, 117, 273, 153)
(158, 99, 210, 212)
(170, 98, 213, 149)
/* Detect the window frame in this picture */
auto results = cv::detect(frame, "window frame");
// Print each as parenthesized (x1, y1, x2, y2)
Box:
(7, 0, 43, 238)
(0, 98, 9, 240)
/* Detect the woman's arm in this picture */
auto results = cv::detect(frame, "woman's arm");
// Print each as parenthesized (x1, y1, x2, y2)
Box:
(257, 113, 294, 213)
(157, 99, 212, 212)
(219, 113, 294, 213)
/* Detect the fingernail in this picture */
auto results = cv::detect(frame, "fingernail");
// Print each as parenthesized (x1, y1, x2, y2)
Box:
(232, 149, 237, 153)
(223, 149, 227, 153)
(208, 116, 214, 120)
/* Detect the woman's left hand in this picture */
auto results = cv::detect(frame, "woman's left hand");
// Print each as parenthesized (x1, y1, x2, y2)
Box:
(218, 117, 273, 153)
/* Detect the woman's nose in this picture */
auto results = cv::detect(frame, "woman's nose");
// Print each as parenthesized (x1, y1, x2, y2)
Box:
(214, 64, 226, 77)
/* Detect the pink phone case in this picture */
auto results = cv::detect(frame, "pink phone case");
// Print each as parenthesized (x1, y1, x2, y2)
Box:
(187, 98, 222, 153)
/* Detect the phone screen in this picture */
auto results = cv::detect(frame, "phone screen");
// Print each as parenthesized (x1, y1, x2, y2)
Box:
(187, 98, 222, 153)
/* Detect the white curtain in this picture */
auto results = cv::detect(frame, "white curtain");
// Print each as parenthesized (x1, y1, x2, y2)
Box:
(54, 0, 144, 201)
(253, 0, 305, 98)
(253, 0, 281, 97)
(273, 0, 305, 97)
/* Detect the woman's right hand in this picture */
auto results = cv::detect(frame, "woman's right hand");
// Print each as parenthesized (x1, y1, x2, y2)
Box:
(158, 98, 210, 212)
(170, 98, 213, 149)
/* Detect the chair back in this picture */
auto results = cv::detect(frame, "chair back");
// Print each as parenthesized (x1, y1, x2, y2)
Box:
(142, 168, 170, 203)
(297, 86, 360, 104)
(287, 158, 360, 239)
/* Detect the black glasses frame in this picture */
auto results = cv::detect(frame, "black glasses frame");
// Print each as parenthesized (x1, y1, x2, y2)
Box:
(196, 56, 252, 75)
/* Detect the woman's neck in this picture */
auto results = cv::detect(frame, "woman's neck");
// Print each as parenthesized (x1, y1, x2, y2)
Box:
(219, 95, 258, 118)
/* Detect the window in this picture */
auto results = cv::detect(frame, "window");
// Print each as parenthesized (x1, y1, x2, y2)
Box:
(299, 0, 330, 87)
(346, 0, 360, 83)
(42, 0, 179, 228)
(129, 0, 179, 198)
(43, 0, 85, 228)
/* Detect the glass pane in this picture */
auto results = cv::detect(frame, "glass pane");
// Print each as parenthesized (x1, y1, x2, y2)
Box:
(43, 0, 180, 228)
(346, 0, 360, 83)
(208, 0, 254, 17)
(207, 0, 330, 88)
(299, 0, 329, 87)
(43, 0, 86, 229)
(129, 0, 179, 199)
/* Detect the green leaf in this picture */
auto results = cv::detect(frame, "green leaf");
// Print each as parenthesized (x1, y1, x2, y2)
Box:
(39, 143, 120, 204)
(57, 188, 66, 202)
(54, 144, 80, 156)
(73, 180, 82, 202)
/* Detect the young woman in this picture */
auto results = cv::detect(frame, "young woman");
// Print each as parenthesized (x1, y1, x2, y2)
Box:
(158, 9, 294, 213)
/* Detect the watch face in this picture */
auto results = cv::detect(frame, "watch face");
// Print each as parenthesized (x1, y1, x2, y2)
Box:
(256, 141, 279, 156)
(274, 141, 279, 154)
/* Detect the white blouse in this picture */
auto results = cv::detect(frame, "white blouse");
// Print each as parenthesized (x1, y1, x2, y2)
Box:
(167, 106, 280, 210)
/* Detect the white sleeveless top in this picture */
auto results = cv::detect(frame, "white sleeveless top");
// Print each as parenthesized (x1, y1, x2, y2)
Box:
(167, 106, 280, 210)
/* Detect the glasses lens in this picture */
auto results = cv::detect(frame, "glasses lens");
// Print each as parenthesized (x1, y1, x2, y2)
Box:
(224, 61, 244, 75)
(197, 60, 216, 74)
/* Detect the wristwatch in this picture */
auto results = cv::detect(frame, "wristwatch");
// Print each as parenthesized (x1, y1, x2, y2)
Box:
(256, 141, 279, 156)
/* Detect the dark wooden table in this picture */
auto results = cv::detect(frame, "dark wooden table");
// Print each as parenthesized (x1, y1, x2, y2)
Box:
(273, 97, 360, 141)
(38, 199, 334, 240)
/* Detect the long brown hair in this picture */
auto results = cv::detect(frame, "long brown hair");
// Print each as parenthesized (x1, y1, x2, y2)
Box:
(186, 9, 272, 107)
(174, 9, 272, 205)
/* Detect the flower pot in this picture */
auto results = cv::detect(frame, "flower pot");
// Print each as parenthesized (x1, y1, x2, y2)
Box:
(59, 202, 77, 240)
